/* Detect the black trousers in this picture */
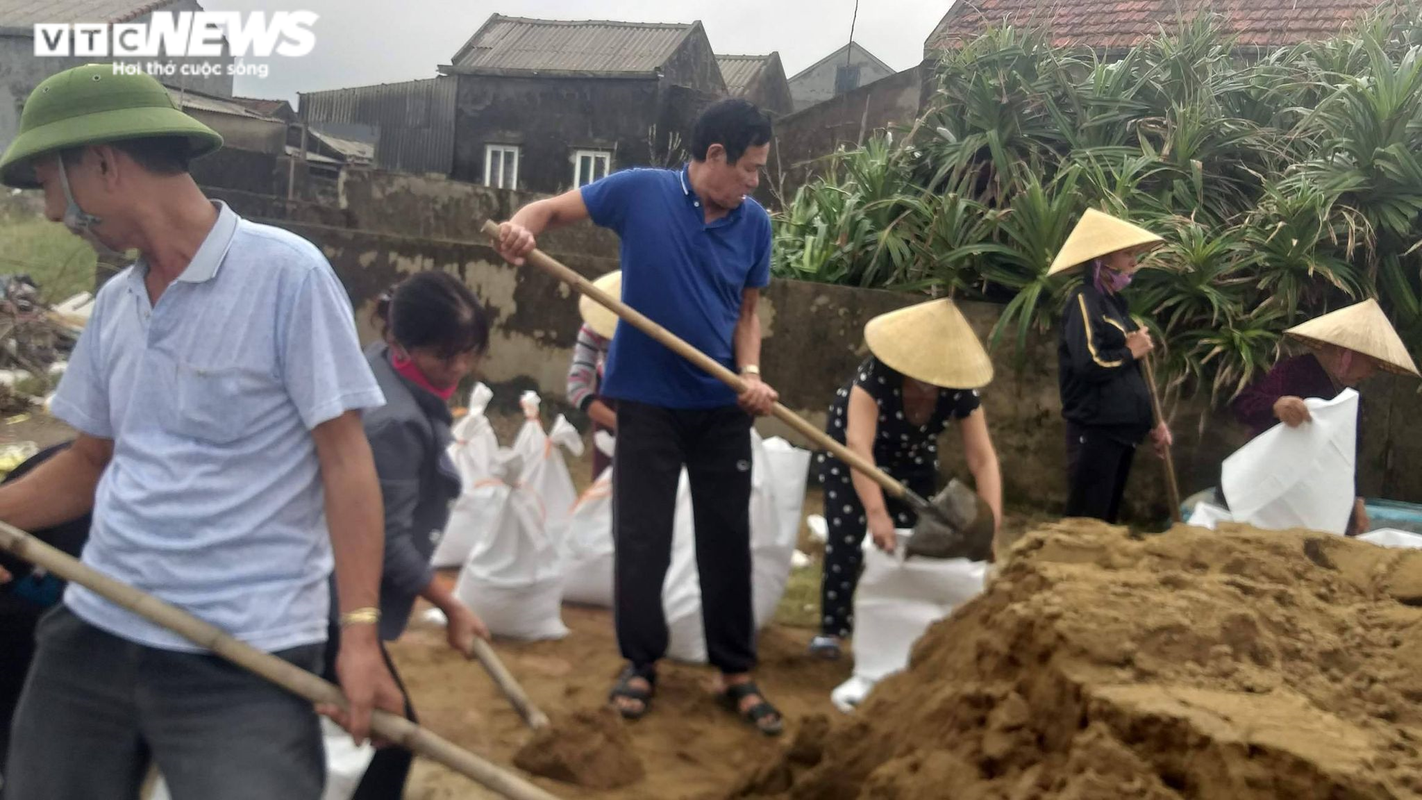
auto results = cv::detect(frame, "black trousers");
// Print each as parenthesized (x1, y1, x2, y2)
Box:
(612, 400, 755, 675)
(817, 456, 934, 638)
(322, 623, 416, 800)
(1065, 423, 1137, 524)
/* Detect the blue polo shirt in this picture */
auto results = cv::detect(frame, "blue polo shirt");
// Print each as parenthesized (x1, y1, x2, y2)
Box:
(49, 202, 385, 653)
(581, 165, 771, 409)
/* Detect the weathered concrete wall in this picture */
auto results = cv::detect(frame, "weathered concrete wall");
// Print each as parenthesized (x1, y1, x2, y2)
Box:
(332, 169, 622, 256)
(767, 64, 926, 206)
(261, 221, 1422, 520)
(745, 57, 795, 118)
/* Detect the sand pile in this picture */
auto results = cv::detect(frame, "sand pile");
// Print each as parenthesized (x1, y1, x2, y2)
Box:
(513, 708, 645, 790)
(729, 520, 1422, 799)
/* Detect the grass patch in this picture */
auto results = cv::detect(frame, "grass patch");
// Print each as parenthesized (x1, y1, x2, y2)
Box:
(0, 212, 101, 302)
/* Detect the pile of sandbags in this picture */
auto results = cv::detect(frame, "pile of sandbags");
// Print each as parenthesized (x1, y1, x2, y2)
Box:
(441, 390, 582, 641)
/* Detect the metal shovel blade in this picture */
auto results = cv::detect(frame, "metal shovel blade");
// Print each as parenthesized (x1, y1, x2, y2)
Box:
(903, 479, 994, 562)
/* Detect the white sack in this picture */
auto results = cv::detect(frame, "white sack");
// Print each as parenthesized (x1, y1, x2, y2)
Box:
(454, 480, 568, 640)
(448, 383, 497, 491)
(1222, 389, 1358, 535)
(1359, 528, 1422, 549)
(664, 432, 805, 663)
(561, 467, 616, 607)
(831, 532, 986, 712)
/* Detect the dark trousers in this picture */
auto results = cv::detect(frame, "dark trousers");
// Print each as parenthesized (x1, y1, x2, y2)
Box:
(322, 622, 416, 799)
(1065, 423, 1137, 524)
(0, 600, 39, 778)
(4, 606, 324, 800)
(817, 457, 934, 638)
(612, 400, 755, 675)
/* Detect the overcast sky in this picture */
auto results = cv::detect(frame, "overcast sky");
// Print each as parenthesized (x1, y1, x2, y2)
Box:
(197, 0, 953, 102)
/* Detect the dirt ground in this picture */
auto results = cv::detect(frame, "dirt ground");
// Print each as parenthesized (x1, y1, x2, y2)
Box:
(396, 598, 854, 800)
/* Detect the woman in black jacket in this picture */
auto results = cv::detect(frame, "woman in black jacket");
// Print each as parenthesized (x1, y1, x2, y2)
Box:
(324, 271, 491, 799)
(1050, 210, 1172, 523)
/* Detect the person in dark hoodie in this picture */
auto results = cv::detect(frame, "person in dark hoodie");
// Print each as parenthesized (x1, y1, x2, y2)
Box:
(323, 271, 492, 798)
(1051, 209, 1173, 523)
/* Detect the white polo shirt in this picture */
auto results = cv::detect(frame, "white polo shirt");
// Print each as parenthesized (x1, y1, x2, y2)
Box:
(49, 202, 385, 653)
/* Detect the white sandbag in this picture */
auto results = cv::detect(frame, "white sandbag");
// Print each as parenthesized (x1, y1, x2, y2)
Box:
(518, 414, 584, 552)
(1223, 389, 1358, 535)
(448, 383, 497, 490)
(430, 481, 509, 568)
(454, 484, 568, 640)
(508, 392, 583, 553)
(1186, 500, 1234, 531)
(762, 436, 812, 547)
(831, 532, 986, 711)
(1359, 529, 1422, 549)
(594, 429, 616, 457)
(665, 432, 794, 663)
(562, 467, 615, 607)
(321, 717, 375, 800)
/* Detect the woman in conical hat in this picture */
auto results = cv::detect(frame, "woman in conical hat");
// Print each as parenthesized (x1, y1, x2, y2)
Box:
(1052, 209, 1172, 524)
(565, 271, 620, 479)
(807, 299, 1002, 661)
(1232, 298, 1418, 535)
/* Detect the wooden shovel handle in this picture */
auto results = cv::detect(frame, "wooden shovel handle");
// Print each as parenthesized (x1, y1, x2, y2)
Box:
(480, 220, 910, 501)
(1142, 356, 1183, 523)
(467, 637, 550, 731)
(0, 522, 563, 800)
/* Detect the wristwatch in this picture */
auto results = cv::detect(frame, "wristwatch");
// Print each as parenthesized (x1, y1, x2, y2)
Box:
(741, 365, 761, 377)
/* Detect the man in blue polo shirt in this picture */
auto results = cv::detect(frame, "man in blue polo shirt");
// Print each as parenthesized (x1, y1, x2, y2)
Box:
(497, 99, 784, 736)
(0, 66, 402, 798)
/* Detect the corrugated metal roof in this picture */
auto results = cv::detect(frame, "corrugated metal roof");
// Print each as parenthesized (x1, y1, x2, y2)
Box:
(926, 0, 1386, 52)
(309, 130, 374, 163)
(0, 0, 181, 28)
(450, 14, 696, 75)
(171, 88, 280, 121)
(299, 78, 455, 176)
(717, 54, 772, 97)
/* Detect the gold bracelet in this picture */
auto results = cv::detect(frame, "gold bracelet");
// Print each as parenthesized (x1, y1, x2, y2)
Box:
(339, 607, 381, 628)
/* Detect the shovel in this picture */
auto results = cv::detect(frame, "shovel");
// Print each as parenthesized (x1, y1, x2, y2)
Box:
(480, 221, 992, 561)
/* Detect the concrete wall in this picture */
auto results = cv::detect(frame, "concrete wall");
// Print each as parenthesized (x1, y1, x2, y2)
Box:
(788, 43, 896, 112)
(254, 221, 1422, 520)
(767, 64, 925, 205)
(0, 0, 233, 150)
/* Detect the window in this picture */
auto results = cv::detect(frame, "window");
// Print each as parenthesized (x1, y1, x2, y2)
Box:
(834, 63, 863, 95)
(573, 150, 612, 188)
(484, 144, 519, 190)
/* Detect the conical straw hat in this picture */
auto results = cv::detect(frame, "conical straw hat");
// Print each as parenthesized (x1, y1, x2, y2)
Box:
(579, 271, 621, 340)
(1285, 298, 1419, 377)
(864, 299, 994, 389)
(1047, 209, 1164, 277)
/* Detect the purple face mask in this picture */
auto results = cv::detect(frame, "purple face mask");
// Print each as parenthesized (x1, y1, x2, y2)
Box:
(1093, 262, 1133, 293)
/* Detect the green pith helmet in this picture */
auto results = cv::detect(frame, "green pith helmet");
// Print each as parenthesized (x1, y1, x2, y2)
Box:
(0, 64, 223, 189)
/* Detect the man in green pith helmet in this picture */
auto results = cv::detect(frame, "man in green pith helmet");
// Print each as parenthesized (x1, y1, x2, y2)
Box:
(0, 65, 402, 799)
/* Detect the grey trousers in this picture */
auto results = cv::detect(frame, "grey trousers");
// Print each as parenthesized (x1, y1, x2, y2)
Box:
(3, 606, 325, 800)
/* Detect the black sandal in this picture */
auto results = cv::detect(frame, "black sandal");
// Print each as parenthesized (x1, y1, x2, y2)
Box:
(608, 665, 656, 720)
(719, 680, 784, 737)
